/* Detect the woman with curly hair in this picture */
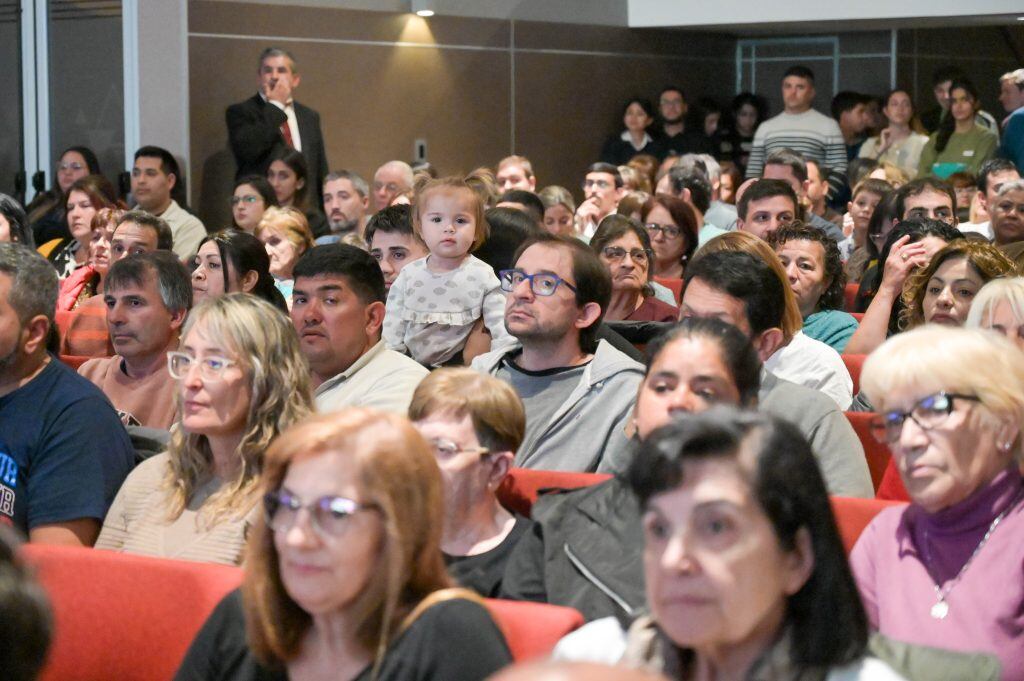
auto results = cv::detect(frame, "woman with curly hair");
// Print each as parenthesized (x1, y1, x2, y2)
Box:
(899, 239, 1017, 330)
(95, 293, 313, 566)
(771, 222, 859, 352)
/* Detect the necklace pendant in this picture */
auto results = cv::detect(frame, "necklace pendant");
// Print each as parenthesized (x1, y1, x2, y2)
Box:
(931, 600, 949, 619)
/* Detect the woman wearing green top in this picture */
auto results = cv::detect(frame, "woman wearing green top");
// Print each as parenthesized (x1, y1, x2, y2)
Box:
(918, 79, 997, 179)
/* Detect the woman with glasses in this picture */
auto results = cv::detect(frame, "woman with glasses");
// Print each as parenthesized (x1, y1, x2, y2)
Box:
(95, 293, 312, 566)
(639, 194, 699, 280)
(853, 325, 1024, 679)
(231, 175, 277, 234)
(176, 409, 512, 680)
(590, 215, 678, 322)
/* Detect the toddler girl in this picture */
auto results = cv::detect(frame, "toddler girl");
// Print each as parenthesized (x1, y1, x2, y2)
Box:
(383, 173, 512, 366)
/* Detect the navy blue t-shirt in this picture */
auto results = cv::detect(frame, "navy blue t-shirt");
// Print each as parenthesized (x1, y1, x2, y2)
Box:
(0, 357, 135, 534)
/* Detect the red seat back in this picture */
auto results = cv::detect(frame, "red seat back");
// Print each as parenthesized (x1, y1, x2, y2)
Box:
(485, 599, 584, 661)
(497, 468, 612, 518)
(830, 496, 905, 553)
(850, 312, 864, 323)
(843, 412, 891, 493)
(844, 282, 859, 312)
(23, 544, 243, 681)
(841, 354, 866, 395)
(876, 458, 911, 501)
(653, 276, 684, 306)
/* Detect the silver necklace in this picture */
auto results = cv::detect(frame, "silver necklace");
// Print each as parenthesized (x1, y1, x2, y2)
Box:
(924, 486, 1024, 619)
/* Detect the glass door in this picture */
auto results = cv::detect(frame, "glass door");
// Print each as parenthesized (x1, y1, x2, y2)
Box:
(0, 0, 24, 200)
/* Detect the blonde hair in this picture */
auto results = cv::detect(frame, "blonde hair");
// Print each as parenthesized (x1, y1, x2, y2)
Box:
(408, 368, 526, 453)
(243, 410, 450, 669)
(538, 185, 576, 215)
(861, 326, 1024, 456)
(165, 293, 313, 524)
(695, 231, 802, 341)
(412, 171, 493, 252)
(498, 155, 534, 179)
(256, 206, 314, 254)
(618, 165, 651, 194)
(966, 277, 1024, 329)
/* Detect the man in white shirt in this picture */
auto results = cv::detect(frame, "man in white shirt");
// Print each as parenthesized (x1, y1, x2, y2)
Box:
(130, 147, 205, 261)
(959, 159, 1019, 240)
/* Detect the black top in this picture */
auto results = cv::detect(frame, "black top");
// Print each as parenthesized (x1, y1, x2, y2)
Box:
(649, 128, 718, 161)
(175, 589, 512, 681)
(444, 516, 533, 597)
(599, 136, 660, 165)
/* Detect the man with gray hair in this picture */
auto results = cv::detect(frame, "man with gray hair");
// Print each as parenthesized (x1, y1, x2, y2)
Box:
(372, 160, 415, 211)
(0, 243, 134, 545)
(79, 252, 191, 430)
(678, 153, 738, 232)
(319, 170, 370, 244)
(226, 47, 328, 200)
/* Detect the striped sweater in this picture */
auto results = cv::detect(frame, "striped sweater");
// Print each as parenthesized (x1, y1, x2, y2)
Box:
(746, 109, 849, 200)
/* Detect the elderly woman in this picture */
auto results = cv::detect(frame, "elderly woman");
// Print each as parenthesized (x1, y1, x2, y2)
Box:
(176, 410, 512, 680)
(591, 215, 678, 322)
(409, 368, 531, 597)
(966, 277, 1024, 350)
(771, 222, 859, 353)
(255, 206, 315, 305)
(192, 230, 288, 312)
(853, 326, 1024, 679)
(640, 194, 699, 280)
(899, 239, 1017, 330)
(95, 294, 313, 566)
(231, 175, 278, 234)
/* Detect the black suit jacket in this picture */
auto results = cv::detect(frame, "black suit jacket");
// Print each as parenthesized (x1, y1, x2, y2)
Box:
(225, 94, 328, 201)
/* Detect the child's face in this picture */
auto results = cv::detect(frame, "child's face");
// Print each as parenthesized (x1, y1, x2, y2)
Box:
(418, 188, 478, 264)
(847, 191, 882, 234)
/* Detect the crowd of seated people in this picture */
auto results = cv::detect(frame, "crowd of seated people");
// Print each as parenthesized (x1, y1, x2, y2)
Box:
(2, 45, 1024, 681)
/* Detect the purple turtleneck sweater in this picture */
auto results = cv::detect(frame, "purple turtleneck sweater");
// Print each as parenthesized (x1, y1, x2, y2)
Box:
(851, 466, 1024, 679)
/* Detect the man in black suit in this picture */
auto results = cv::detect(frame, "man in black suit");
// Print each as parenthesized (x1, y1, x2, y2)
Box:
(226, 47, 328, 202)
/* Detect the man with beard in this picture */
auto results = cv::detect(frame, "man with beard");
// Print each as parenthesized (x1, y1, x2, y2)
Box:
(649, 86, 716, 160)
(318, 170, 370, 244)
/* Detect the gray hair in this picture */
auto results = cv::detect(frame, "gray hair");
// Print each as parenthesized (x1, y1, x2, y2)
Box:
(258, 47, 297, 73)
(0, 243, 58, 325)
(995, 179, 1024, 199)
(374, 160, 414, 189)
(324, 169, 369, 199)
(1000, 68, 1024, 88)
(105, 251, 192, 315)
(678, 153, 721, 183)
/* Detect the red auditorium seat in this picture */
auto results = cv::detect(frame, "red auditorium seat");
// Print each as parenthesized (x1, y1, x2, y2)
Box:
(850, 312, 864, 322)
(830, 496, 905, 553)
(484, 599, 584, 661)
(844, 282, 859, 312)
(841, 354, 866, 395)
(653, 276, 684, 305)
(844, 412, 891, 493)
(497, 468, 612, 518)
(23, 544, 243, 681)
(875, 459, 911, 501)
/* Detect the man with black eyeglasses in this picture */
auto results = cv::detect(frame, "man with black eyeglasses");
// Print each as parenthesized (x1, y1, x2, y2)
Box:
(471, 234, 644, 473)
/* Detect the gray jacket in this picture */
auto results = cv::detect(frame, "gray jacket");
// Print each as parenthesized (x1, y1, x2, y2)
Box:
(472, 340, 644, 473)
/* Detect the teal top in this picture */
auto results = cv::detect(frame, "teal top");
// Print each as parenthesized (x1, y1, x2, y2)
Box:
(698, 222, 728, 247)
(803, 309, 859, 353)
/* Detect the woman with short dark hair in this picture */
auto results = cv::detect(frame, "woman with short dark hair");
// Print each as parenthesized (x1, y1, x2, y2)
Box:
(591, 215, 678, 322)
(600, 98, 659, 166)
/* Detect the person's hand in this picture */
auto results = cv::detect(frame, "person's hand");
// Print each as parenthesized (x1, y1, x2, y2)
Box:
(877, 128, 893, 154)
(880, 235, 928, 294)
(842, 211, 854, 238)
(263, 76, 291, 105)
(575, 197, 602, 233)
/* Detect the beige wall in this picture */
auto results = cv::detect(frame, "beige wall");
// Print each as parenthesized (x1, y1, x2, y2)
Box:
(188, 0, 735, 228)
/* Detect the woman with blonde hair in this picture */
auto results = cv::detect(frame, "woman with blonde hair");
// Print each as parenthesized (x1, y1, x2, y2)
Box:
(256, 206, 315, 304)
(966, 276, 1024, 350)
(96, 293, 313, 566)
(538, 185, 577, 237)
(176, 410, 512, 680)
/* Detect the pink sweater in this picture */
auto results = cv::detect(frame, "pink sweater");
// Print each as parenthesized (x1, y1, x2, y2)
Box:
(850, 467, 1024, 680)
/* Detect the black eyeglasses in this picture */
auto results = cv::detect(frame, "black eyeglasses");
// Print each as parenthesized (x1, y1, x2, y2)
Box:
(644, 223, 682, 239)
(499, 269, 577, 296)
(869, 392, 980, 444)
(264, 490, 378, 539)
(602, 246, 650, 265)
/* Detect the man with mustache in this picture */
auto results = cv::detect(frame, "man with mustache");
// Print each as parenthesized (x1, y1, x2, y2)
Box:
(318, 170, 370, 244)
(290, 244, 427, 414)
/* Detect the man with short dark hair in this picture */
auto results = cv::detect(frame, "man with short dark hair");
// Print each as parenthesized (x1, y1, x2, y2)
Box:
(575, 162, 624, 238)
(680, 249, 868, 495)
(762, 149, 844, 241)
(291, 244, 428, 413)
(831, 91, 872, 159)
(472, 234, 643, 472)
(960, 159, 1020, 240)
(650, 86, 716, 160)
(736, 178, 799, 241)
(79, 252, 191, 430)
(320, 170, 370, 243)
(226, 47, 328, 201)
(894, 177, 958, 225)
(130, 146, 205, 260)
(745, 66, 848, 204)
(0, 243, 134, 545)
(805, 159, 842, 226)
(496, 190, 544, 227)
(365, 204, 428, 292)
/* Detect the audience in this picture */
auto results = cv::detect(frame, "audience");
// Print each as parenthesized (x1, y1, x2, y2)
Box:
(192, 230, 288, 312)
(266, 149, 328, 239)
(960, 159, 1019, 240)
(42, 174, 121, 279)
(761, 148, 844, 241)
(56, 207, 124, 313)
(291, 243, 427, 414)
(0, 243, 134, 545)
(230, 175, 277, 234)
(576, 163, 625, 239)
(409, 368, 531, 597)
(854, 326, 1024, 679)
(538, 185, 578, 237)
(990, 179, 1024, 249)
(131, 146, 206, 261)
(496, 155, 538, 193)
(735, 177, 798, 241)
(78, 252, 191, 430)
(255, 206, 315, 304)
(95, 293, 312, 565)
(600, 98, 658, 165)
(858, 89, 929, 180)
(1000, 69, 1024, 169)
(176, 410, 512, 679)
(918, 79, 998, 179)
(371, 160, 415, 211)
(650, 87, 717, 159)
(364, 203, 427, 291)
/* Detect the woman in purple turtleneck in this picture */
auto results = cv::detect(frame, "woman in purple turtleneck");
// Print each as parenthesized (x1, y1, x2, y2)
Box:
(852, 325, 1024, 680)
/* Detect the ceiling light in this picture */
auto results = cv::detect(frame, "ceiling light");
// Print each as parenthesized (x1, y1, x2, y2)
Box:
(411, 0, 435, 17)
(417, 9, 434, 16)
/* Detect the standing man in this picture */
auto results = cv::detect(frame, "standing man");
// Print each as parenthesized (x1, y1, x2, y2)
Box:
(745, 66, 848, 205)
(650, 87, 716, 160)
(226, 47, 328, 203)
(319, 170, 370, 243)
(831, 91, 872, 160)
(131, 147, 206, 261)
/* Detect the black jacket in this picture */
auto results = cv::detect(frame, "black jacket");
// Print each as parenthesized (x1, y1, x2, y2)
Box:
(225, 94, 328, 201)
(500, 477, 645, 626)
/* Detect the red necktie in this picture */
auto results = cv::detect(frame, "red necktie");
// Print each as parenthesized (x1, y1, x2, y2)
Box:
(280, 120, 294, 148)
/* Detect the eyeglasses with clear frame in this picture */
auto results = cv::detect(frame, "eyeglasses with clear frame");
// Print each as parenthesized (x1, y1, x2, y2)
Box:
(499, 269, 578, 297)
(264, 490, 379, 539)
(601, 246, 650, 265)
(167, 351, 238, 381)
(425, 437, 490, 461)
(869, 392, 981, 444)
(644, 223, 682, 240)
